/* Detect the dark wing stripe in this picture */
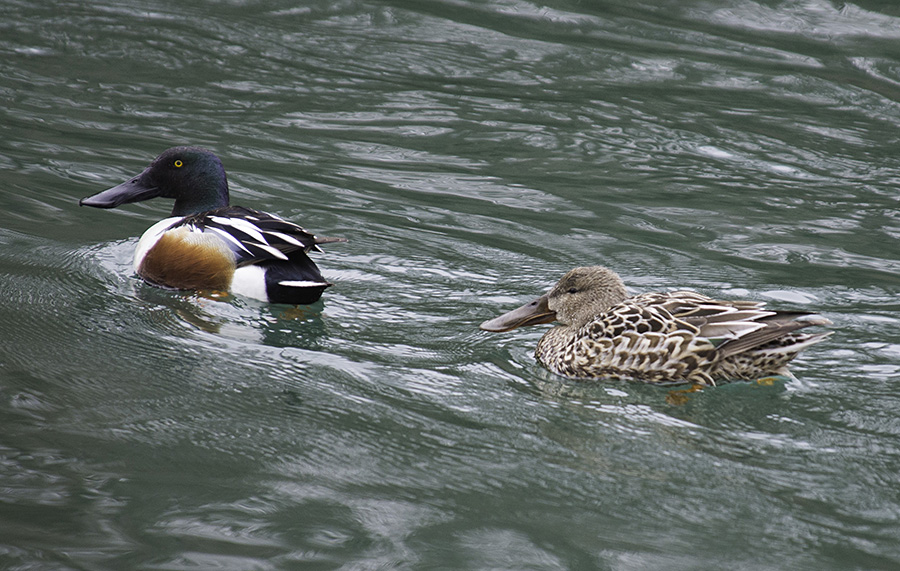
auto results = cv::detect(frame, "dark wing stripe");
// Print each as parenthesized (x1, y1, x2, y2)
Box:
(237, 216, 319, 250)
(697, 309, 776, 323)
(264, 230, 308, 248)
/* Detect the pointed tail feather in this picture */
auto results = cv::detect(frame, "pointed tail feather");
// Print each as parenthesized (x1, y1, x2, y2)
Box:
(716, 312, 831, 359)
(315, 236, 348, 245)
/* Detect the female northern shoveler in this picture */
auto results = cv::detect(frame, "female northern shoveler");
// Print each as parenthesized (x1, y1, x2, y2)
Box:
(480, 266, 832, 385)
(80, 146, 345, 305)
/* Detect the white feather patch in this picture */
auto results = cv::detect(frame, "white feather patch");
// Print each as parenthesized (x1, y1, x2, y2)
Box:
(209, 216, 269, 245)
(254, 242, 289, 260)
(231, 265, 269, 302)
(278, 280, 327, 288)
(207, 226, 288, 260)
(208, 227, 255, 256)
(265, 230, 307, 248)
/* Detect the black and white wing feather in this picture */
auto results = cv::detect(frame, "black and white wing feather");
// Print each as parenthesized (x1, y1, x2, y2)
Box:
(175, 206, 345, 266)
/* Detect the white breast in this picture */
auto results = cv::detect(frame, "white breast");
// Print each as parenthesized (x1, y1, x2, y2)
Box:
(133, 217, 185, 273)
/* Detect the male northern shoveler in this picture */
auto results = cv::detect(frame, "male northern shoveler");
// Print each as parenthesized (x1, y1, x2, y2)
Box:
(480, 266, 832, 385)
(80, 146, 345, 305)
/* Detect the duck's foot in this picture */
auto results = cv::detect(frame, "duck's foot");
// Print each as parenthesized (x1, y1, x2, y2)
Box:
(756, 376, 779, 386)
(666, 383, 705, 405)
(273, 304, 317, 320)
(188, 289, 230, 304)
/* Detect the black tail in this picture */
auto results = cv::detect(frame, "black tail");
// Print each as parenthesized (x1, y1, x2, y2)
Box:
(260, 254, 332, 305)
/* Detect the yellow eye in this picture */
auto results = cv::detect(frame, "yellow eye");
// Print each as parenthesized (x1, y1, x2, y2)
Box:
(174, 160, 183, 168)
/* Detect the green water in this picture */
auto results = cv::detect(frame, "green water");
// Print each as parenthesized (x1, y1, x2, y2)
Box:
(3, 0, 900, 568)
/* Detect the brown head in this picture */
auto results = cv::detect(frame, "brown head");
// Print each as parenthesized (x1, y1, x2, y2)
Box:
(480, 266, 628, 332)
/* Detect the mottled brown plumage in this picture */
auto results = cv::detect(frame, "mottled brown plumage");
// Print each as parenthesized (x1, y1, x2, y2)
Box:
(480, 266, 832, 385)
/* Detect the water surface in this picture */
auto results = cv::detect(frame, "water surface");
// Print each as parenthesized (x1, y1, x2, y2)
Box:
(3, 0, 900, 568)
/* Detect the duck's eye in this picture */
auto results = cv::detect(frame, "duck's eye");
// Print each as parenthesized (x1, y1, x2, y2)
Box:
(174, 160, 183, 168)
(567, 287, 578, 294)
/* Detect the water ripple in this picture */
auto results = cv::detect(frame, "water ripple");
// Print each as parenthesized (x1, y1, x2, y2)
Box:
(4, 0, 900, 568)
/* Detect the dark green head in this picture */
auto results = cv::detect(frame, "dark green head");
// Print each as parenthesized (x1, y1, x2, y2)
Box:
(80, 146, 230, 216)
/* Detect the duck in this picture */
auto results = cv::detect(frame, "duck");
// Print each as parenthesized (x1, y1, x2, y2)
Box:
(480, 266, 832, 385)
(80, 146, 345, 305)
